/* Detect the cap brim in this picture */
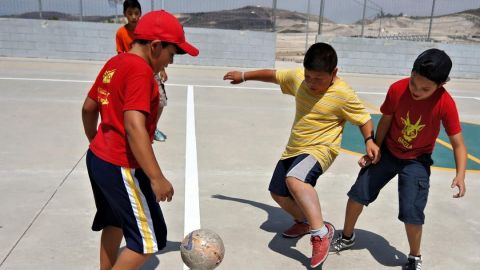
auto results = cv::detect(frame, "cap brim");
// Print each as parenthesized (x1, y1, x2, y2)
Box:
(177, 42, 199, 57)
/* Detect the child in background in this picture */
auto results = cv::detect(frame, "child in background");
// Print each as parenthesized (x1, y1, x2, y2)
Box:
(116, 0, 169, 142)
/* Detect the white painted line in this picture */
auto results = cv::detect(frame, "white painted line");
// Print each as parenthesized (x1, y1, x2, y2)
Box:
(1, 77, 480, 101)
(183, 85, 200, 270)
(0, 77, 91, 83)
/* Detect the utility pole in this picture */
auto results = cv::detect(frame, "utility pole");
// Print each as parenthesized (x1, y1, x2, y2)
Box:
(318, 0, 325, 35)
(151, 0, 154, 11)
(305, 0, 311, 52)
(427, 0, 436, 40)
(360, 0, 367, 37)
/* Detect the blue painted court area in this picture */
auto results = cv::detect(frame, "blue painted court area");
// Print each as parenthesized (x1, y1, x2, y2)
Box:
(342, 114, 480, 171)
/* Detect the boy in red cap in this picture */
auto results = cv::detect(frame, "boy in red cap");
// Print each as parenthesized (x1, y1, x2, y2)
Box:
(116, 0, 170, 142)
(82, 10, 198, 269)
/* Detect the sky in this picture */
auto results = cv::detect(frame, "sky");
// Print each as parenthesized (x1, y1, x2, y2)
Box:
(1, 0, 479, 23)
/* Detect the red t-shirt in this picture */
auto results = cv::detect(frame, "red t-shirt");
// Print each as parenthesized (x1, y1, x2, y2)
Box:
(88, 53, 159, 168)
(380, 77, 461, 159)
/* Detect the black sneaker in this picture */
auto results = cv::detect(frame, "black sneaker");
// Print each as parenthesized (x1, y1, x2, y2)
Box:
(404, 255, 422, 270)
(331, 232, 355, 252)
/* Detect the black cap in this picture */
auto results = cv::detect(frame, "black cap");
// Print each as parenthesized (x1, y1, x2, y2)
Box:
(412, 49, 452, 84)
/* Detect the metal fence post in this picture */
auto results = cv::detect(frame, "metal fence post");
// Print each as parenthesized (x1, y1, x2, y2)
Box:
(318, 0, 325, 35)
(305, 0, 310, 52)
(427, 0, 436, 40)
(38, 0, 43, 19)
(272, 0, 277, 32)
(80, 0, 83, 21)
(360, 0, 367, 37)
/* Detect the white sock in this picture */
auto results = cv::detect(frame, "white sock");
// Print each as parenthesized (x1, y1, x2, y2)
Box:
(311, 225, 328, 238)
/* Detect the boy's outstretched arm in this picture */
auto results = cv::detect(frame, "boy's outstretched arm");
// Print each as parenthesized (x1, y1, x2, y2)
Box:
(82, 97, 99, 142)
(124, 110, 174, 202)
(223, 69, 277, 84)
(449, 132, 467, 198)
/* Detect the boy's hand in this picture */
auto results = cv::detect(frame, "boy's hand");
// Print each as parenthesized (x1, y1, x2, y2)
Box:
(451, 176, 466, 198)
(159, 69, 168, 82)
(365, 140, 380, 164)
(223, 71, 243, 84)
(358, 155, 372, 168)
(151, 177, 174, 202)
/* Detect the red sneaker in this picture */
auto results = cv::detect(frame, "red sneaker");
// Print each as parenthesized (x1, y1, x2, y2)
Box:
(310, 222, 335, 268)
(282, 221, 310, 238)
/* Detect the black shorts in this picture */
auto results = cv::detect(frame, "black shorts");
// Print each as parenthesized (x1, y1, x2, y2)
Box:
(269, 154, 323, 197)
(86, 150, 167, 254)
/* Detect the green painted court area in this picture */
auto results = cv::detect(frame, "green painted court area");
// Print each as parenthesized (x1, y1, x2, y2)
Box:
(342, 114, 480, 171)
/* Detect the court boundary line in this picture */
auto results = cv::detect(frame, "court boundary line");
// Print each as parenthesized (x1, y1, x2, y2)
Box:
(184, 85, 200, 270)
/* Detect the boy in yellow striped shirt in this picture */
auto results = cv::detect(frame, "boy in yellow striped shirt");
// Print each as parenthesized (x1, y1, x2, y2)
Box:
(223, 42, 379, 268)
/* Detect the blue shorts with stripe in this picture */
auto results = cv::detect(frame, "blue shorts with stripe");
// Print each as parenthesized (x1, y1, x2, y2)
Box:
(269, 154, 323, 197)
(86, 150, 167, 254)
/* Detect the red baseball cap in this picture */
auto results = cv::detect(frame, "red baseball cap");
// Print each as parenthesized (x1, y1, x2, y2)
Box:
(134, 10, 199, 56)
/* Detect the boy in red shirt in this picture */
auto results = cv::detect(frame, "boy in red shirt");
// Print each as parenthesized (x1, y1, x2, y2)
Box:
(332, 49, 467, 270)
(116, 0, 169, 142)
(82, 10, 198, 269)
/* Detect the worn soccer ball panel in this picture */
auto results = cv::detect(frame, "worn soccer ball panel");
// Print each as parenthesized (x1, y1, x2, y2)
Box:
(180, 229, 225, 270)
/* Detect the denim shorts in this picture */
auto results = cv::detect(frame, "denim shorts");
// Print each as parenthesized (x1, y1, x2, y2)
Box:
(269, 154, 323, 197)
(347, 147, 433, 224)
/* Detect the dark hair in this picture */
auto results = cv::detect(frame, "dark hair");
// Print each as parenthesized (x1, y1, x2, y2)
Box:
(132, 39, 186, 54)
(303, 42, 337, 73)
(412, 49, 452, 84)
(123, 0, 141, 14)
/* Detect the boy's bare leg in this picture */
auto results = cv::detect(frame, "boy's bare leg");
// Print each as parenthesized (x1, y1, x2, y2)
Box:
(285, 177, 323, 229)
(405, 223, 422, 256)
(100, 226, 123, 270)
(270, 192, 305, 221)
(112, 248, 152, 270)
(342, 198, 364, 237)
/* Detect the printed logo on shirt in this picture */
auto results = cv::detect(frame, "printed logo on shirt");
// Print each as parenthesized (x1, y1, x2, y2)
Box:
(102, 69, 116, 84)
(97, 87, 110, 105)
(398, 111, 425, 149)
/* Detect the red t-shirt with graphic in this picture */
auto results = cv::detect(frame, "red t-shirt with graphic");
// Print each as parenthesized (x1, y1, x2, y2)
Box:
(380, 77, 461, 159)
(87, 53, 159, 168)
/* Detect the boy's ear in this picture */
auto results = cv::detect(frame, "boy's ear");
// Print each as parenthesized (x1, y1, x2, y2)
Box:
(150, 40, 163, 53)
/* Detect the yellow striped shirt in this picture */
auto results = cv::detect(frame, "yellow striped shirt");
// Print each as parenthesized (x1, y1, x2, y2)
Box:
(276, 68, 371, 171)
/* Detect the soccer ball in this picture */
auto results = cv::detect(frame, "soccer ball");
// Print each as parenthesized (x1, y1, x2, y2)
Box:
(180, 229, 225, 270)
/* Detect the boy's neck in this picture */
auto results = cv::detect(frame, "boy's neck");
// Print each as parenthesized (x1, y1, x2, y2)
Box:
(125, 23, 135, 32)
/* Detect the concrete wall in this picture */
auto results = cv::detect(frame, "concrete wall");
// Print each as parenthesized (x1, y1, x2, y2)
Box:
(0, 18, 276, 68)
(317, 36, 480, 79)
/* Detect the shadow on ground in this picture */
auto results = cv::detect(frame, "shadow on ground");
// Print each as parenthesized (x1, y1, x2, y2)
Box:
(212, 194, 407, 269)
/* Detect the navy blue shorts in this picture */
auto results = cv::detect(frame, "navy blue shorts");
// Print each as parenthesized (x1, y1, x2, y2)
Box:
(86, 150, 167, 254)
(347, 147, 433, 224)
(269, 154, 323, 197)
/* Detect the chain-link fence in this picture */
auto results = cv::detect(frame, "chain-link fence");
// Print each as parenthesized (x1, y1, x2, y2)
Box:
(1, 0, 479, 44)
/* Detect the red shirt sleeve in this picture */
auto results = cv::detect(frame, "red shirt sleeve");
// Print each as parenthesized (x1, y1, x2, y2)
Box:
(122, 67, 154, 114)
(441, 92, 462, 136)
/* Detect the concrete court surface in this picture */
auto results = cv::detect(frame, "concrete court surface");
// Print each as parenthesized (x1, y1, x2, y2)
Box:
(0, 57, 478, 270)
